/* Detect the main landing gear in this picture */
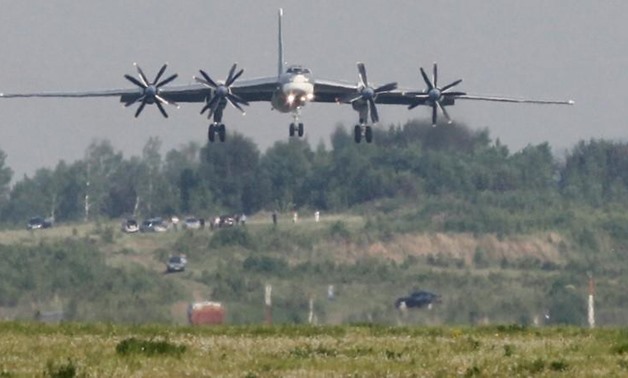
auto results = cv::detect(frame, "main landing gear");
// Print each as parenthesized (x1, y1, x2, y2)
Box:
(289, 122, 304, 137)
(354, 124, 373, 143)
(208, 123, 226, 143)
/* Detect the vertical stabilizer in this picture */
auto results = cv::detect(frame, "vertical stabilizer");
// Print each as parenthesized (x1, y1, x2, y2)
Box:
(278, 8, 284, 76)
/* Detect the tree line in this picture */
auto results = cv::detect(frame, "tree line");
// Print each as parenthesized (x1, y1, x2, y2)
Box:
(0, 119, 626, 226)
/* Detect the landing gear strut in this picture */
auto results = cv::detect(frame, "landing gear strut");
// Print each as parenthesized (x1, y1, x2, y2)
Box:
(288, 108, 305, 138)
(208, 123, 226, 143)
(354, 124, 373, 144)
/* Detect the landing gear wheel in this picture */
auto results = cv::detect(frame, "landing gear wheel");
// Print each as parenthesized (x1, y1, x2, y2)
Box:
(289, 123, 295, 137)
(218, 124, 226, 142)
(298, 123, 304, 137)
(365, 126, 373, 143)
(208, 124, 216, 142)
(354, 125, 362, 143)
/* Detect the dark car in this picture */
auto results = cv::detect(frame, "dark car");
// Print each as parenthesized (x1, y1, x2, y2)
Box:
(395, 291, 441, 309)
(166, 255, 187, 273)
(27, 216, 53, 230)
(140, 217, 167, 232)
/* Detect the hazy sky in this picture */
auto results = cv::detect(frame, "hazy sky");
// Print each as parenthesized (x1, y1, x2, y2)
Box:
(0, 1, 624, 178)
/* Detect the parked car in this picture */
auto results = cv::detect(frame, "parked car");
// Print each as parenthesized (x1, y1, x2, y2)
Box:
(121, 219, 139, 233)
(395, 291, 441, 309)
(183, 217, 201, 230)
(27, 216, 53, 230)
(219, 215, 235, 227)
(140, 217, 168, 232)
(166, 255, 187, 273)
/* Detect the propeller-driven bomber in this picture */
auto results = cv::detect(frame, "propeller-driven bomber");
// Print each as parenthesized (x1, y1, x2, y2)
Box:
(0, 9, 573, 144)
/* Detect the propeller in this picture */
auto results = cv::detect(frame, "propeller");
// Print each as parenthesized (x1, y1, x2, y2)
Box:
(341, 62, 397, 123)
(124, 63, 179, 118)
(407, 63, 466, 126)
(194, 63, 249, 119)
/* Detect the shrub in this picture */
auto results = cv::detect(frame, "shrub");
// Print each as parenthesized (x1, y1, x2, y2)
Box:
(115, 337, 186, 358)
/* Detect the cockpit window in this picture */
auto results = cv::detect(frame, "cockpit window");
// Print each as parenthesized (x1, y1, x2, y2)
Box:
(287, 66, 311, 74)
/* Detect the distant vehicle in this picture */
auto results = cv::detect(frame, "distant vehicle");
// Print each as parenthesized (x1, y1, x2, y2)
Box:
(166, 255, 187, 273)
(395, 291, 441, 309)
(140, 217, 168, 233)
(27, 216, 53, 230)
(188, 301, 225, 325)
(183, 217, 201, 230)
(219, 215, 235, 228)
(121, 219, 139, 233)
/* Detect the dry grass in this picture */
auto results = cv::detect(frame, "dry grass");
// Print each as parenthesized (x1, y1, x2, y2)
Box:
(0, 323, 626, 377)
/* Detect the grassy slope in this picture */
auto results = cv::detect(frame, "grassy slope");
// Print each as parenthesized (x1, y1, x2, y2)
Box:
(0, 322, 626, 377)
(2, 210, 624, 327)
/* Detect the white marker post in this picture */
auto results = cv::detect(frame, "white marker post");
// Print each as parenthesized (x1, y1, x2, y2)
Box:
(587, 273, 595, 329)
(264, 284, 272, 325)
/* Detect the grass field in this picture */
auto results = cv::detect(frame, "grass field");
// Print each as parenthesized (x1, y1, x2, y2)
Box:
(0, 322, 626, 377)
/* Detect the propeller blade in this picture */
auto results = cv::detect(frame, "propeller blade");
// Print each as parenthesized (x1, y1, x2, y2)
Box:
(441, 79, 463, 93)
(135, 63, 150, 87)
(340, 92, 362, 103)
(156, 73, 178, 88)
(420, 67, 434, 91)
(226, 67, 244, 87)
(202, 96, 220, 118)
(199, 70, 218, 88)
(200, 102, 210, 115)
(124, 97, 139, 107)
(227, 96, 246, 114)
(155, 94, 178, 108)
(357, 62, 368, 87)
(227, 92, 249, 106)
(408, 101, 422, 110)
(125, 74, 146, 89)
(135, 98, 147, 118)
(153, 64, 168, 85)
(155, 100, 169, 118)
(226, 64, 238, 86)
(437, 102, 452, 124)
(194, 77, 213, 87)
(433, 63, 438, 88)
(368, 98, 379, 123)
(374, 82, 398, 93)
(432, 104, 438, 126)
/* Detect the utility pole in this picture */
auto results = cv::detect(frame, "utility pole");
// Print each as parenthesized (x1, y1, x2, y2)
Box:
(84, 159, 90, 222)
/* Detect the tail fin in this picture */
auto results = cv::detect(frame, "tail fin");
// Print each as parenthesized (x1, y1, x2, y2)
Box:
(278, 8, 284, 76)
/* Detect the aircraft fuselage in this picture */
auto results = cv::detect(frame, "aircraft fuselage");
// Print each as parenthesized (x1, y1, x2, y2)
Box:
(271, 65, 314, 113)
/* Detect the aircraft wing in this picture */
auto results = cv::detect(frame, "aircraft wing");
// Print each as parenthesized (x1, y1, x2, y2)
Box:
(0, 88, 140, 99)
(230, 77, 280, 102)
(0, 76, 283, 105)
(311, 78, 358, 103)
(451, 94, 574, 105)
(0, 85, 212, 104)
(311, 79, 427, 107)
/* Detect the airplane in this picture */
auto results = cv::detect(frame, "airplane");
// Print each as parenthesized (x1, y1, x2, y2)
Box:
(0, 9, 573, 144)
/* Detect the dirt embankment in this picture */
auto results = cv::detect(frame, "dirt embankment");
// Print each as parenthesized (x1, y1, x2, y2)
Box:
(343, 232, 566, 265)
